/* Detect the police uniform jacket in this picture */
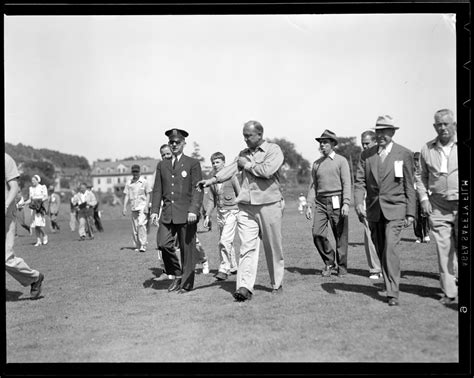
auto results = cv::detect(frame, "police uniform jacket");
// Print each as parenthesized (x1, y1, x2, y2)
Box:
(151, 154, 203, 224)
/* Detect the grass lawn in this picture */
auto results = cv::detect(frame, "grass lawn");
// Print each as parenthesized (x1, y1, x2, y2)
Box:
(5, 200, 459, 368)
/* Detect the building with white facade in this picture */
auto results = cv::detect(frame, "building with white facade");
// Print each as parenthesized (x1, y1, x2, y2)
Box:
(91, 159, 159, 193)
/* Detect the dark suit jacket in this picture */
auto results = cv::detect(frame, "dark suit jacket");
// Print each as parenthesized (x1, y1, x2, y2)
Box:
(354, 142, 416, 222)
(151, 154, 203, 224)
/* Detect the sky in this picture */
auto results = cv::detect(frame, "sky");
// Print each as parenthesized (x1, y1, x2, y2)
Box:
(4, 13, 457, 167)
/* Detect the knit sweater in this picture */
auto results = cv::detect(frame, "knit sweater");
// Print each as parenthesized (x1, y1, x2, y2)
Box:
(307, 153, 352, 206)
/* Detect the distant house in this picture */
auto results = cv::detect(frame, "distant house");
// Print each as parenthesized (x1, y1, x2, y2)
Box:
(91, 159, 159, 194)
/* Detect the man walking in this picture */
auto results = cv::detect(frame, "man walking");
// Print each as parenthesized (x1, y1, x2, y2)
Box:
(358, 130, 383, 280)
(305, 130, 351, 277)
(198, 120, 285, 302)
(123, 164, 152, 252)
(5, 153, 44, 300)
(150, 129, 203, 293)
(415, 109, 458, 305)
(354, 115, 416, 306)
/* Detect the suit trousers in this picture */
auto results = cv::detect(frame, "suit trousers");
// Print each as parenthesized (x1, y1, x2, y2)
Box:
(216, 208, 238, 274)
(236, 201, 284, 293)
(312, 195, 348, 269)
(428, 195, 458, 298)
(363, 218, 381, 274)
(369, 215, 405, 299)
(131, 210, 148, 248)
(158, 221, 197, 291)
(5, 216, 40, 287)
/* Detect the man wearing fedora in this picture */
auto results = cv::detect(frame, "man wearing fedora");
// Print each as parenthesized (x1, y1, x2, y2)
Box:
(150, 128, 203, 293)
(354, 115, 416, 306)
(305, 129, 351, 277)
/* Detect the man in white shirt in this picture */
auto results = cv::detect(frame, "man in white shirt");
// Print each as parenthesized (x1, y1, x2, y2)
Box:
(123, 164, 151, 252)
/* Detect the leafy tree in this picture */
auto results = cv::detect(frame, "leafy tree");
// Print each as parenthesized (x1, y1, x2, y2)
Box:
(334, 136, 362, 181)
(19, 160, 56, 189)
(267, 138, 311, 184)
(122, 156, 155, 161)
(190, 142, 205, 163)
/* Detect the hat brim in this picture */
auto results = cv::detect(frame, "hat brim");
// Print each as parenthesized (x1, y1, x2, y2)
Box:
(315, 137, 338, 145)
(374, 125, 399, 130)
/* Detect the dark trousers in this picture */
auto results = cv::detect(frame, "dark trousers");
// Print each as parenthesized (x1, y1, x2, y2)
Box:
(369, 213, 405, 299)
(158, 221, 197, 291)
(414, 199, 430, 240)
(312, 195, 348, 269)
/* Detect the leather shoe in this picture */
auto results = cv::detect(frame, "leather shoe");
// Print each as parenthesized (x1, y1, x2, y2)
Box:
(168, 278, 182, 292)
(215, 272, 228, 281)
(388, 297, 399, 306)
(233, 287, 252, 302)
(439, 296, 456, 305)
(30, 273, 44, 300)
(321, 265, 334, 277)
(271, 286, 283, 295)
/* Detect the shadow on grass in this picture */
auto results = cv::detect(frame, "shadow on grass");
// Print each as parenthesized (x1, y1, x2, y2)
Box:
(401, 270, 439, 280)
(5, 289, 44, 302)
(401, 237, 418, 243)
(348, 242, 364, 247)
(321, 281, 442, 303)
(119, 246, 138, 251)
(285, 266, 320, 275)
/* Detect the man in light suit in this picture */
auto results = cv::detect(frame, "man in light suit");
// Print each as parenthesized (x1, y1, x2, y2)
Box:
(150, 128, 203, 293)
(354, 115, 416, 306)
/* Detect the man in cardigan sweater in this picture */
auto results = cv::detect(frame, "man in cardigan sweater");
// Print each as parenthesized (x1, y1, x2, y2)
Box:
(305, 130, 351, 277)
(354, 115, 416, 306)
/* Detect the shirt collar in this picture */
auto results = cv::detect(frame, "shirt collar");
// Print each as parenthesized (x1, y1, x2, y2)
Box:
(326, 151, 336, 160)
(245, 140, 268, 154)
(428, 134, 457, 148)
(173, 153, 183, 162)
(378, 141, 393, 154)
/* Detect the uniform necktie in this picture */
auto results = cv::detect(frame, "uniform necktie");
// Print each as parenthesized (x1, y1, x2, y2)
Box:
(172, 158, 176, 169)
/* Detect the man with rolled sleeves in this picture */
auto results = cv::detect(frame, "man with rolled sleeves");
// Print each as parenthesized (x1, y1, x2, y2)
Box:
(305, 130, 351, 277)
(150, 129, 203, 293)
(354, 115, 416, 306)
(198, 120, 285, 302)
(415, 109, 458, 305)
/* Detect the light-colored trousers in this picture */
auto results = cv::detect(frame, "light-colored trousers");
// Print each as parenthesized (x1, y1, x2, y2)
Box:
(429, 195, 458, 299)
(236, 201, 284, 293)
(5, 219, 39, 287)
(363, 218, 381, 273)
(131, 210, 148, 248)
(216, 208, 238, 274)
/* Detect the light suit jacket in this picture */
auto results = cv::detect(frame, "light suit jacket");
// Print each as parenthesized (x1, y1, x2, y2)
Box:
(354, 142, 416, 222)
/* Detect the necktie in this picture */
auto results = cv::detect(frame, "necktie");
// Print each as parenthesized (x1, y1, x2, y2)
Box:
(379, 148, 387, 163)
(172, 158, 176, 169)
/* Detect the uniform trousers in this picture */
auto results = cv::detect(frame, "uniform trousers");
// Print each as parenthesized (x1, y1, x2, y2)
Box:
(363, 218, 381, 274)
(369, 214, 405, 299)
(131, 210, 148, 248)
(78, 208, 94, 237)
(216, 208, 238, 274)
(312, 195, 348, 269)
(158, 221, 197, 291)
(429, 195, 458, 299)
(236, 201, 284, 293)
(5, 212, 40, 287)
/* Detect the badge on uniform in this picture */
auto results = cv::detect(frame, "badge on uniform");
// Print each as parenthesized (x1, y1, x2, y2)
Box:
(181, 170, 187, 178)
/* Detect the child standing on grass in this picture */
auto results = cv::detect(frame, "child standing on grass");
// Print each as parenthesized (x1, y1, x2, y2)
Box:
(204, 152, 240, 281)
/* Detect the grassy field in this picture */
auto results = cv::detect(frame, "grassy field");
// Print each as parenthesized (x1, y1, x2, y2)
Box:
(5, 200, 459, 368)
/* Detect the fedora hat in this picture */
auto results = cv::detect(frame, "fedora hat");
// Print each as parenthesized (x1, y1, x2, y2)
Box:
(374, 115, 399, 130)
(165, 128, 189, 140)
(315, 129, 338, 145)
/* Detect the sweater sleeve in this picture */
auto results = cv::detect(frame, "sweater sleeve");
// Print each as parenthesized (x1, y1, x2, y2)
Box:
(340, 156, 352, 206)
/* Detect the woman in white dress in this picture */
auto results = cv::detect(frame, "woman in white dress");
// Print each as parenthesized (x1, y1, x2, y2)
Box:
(24, 175, 49, 246)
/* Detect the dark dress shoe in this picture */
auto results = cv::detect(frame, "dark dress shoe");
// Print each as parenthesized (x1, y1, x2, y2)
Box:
(439, 296, 456, 305)
(271, 286, 283, 295)
(30, 273, 44, 300)
(388, 297, 399, 306)
(233, 287, 252, 302)
(321, 265, 334, 277)
(168, 278, 182, 292)
(215, 272, 228, 281)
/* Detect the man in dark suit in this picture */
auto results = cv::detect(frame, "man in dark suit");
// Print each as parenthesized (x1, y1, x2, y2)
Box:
(150, 129, 203, 293)
(354, 115, 416, 306)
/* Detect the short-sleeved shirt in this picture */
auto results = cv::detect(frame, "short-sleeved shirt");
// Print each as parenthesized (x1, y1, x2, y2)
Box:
(5, 153, 20, 202)
(124, 176, 152, 211)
